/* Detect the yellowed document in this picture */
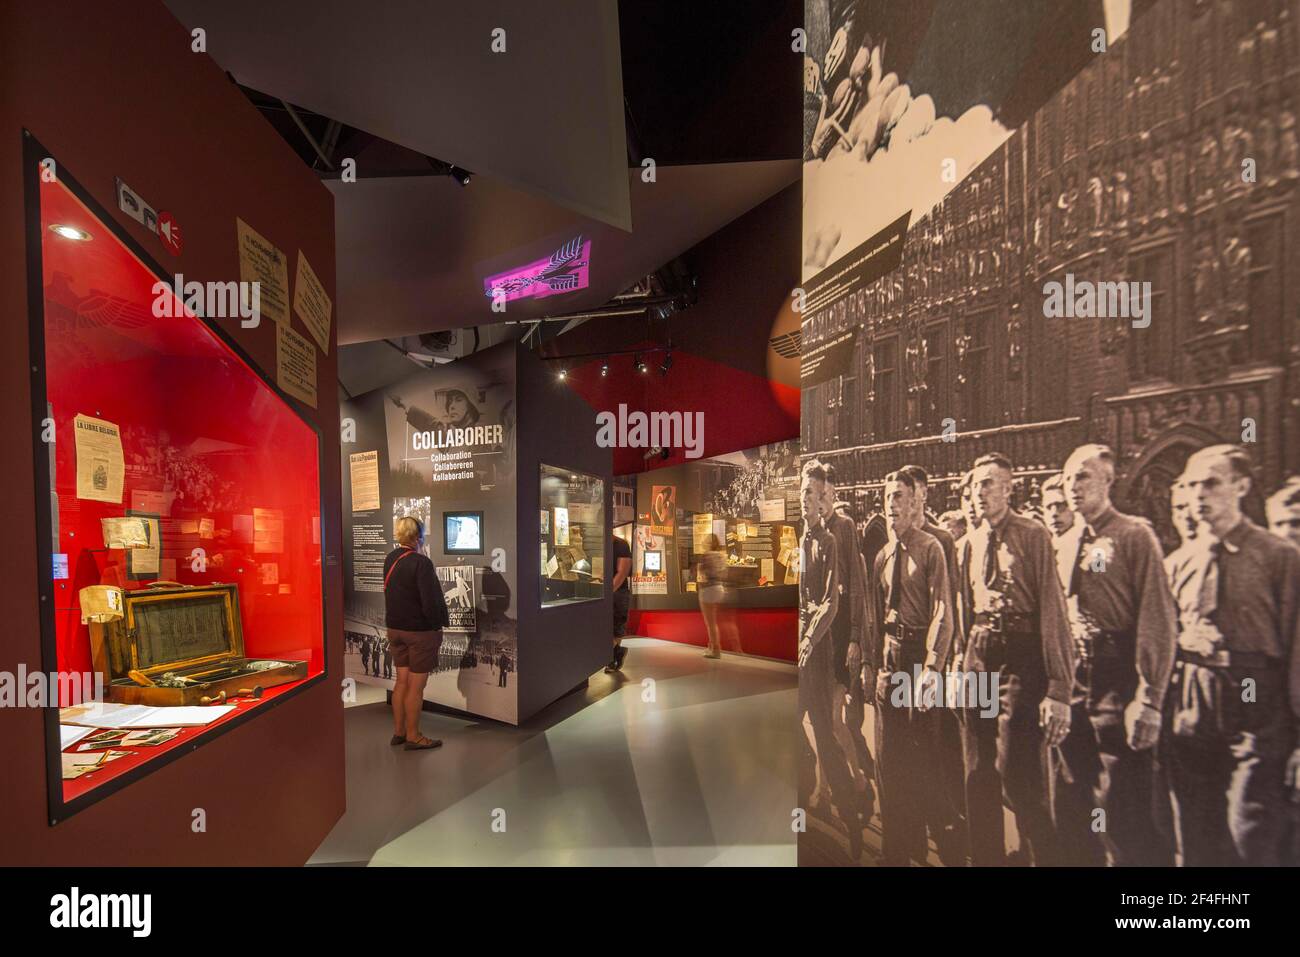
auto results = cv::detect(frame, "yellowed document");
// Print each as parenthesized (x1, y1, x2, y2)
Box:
(293, 250, 333, 353)
(350, 450, 381, 511)
(74, 414, 124, 504)
(236, 217, 289, 325)
(100, 517, 148, 549)
(276, 322, 317, 407)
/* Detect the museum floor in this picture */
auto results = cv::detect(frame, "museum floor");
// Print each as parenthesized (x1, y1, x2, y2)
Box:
(309, 638, 798, 866)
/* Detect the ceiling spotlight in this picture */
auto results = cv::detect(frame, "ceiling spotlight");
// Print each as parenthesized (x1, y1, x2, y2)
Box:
(49, 224, 92, 241)
(659, 351, 673, 376)
(600, 362, 608, 377)
(449, 165, 472, 186)
(634, 354, 647, 373)
(557, 368, 568, 381)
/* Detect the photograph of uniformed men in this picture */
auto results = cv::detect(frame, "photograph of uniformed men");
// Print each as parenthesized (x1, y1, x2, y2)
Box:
(800, 443, 1300, 866)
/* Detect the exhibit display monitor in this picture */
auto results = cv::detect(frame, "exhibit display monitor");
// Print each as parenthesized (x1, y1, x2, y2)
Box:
(443, 510, 484, 554)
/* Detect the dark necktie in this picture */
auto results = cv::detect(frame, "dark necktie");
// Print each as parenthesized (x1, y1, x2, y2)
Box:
(1068, 526, 1095, 598)
(983, 527, 1001, 589)
(889, 541, 905, 613)
(1197, 541, 1221, 617)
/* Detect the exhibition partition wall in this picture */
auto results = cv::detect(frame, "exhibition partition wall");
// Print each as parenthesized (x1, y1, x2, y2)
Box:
(800, 0, 1300, 867)
(0, 2, 344, 864)
(629, 440, 800, 661)
(340, 341, 613, 725)
(341, 343, 519, 723)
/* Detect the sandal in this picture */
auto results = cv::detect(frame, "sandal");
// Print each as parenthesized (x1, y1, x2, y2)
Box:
(390, 734, 406, 746)
(403, 735, 443, 751)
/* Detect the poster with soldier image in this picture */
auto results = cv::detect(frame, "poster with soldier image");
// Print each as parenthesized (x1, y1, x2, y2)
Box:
(800, 0, 1300, 868)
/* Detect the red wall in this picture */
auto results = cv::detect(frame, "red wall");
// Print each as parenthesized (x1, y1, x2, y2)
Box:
(0, 2, 344, 863)
(565, 348, 800, 474)
(629, 608, 797, 662)
(545, 183, 802, 475)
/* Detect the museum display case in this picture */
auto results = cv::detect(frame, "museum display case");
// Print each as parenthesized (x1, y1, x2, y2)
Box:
(539, 463, 605, 607)
(631, 440, 802, 599)
(29, 154, 326, 817)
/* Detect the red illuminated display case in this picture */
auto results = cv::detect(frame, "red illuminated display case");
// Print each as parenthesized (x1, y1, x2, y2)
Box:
(26, 142, 327, 821)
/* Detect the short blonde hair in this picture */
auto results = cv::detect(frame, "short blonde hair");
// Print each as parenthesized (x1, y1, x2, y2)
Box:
(395, 516, 422, 546)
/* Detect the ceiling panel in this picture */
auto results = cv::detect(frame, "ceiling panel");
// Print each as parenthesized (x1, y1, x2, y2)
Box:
(165, 0, 631, 228)
(329, 160, 798, 343)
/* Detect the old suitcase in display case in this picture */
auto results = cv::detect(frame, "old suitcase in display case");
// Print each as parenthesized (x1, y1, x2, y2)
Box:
(88, 581, 308, 706)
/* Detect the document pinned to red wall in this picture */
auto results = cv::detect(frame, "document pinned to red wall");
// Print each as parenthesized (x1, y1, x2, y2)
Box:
(236, 217, 289, 326)
(275, 322, 317, 408)
(292, 250, 332, 354)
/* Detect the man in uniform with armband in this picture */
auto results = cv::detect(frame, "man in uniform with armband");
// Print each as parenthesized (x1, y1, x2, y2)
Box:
(1165, 446, 1300, 865)
(870, 470, 953, 865)
(1051, 445, 1176, 866)
(957, 452, 1073, 865)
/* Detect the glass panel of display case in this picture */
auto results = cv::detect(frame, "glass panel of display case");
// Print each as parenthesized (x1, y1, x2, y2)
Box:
(677, 441, 802, 591)
(540, 464, 605, 607)
(30, 157, 325, 816)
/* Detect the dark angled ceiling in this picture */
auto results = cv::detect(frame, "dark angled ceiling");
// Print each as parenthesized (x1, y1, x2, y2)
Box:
(164, 0, 630, 228)
(329, 159, 797, 343)
(164, 0, 801, 348)
(618, 0, 802, 166)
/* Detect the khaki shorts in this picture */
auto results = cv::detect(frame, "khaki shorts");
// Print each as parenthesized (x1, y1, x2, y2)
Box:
(386, 628, 442, 673)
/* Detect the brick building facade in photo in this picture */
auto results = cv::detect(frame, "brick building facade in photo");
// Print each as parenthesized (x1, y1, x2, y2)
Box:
(802, 0, 1299, 550)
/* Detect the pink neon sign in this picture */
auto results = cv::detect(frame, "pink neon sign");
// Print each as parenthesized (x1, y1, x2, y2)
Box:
(483, 235, 591, 303)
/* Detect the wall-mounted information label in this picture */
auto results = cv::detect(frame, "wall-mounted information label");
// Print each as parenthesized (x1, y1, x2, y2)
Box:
(349, 450, 381, 512)
(236, 217, 289, 326)
(276, 322, 317, 407)
(351, 524, 387, 592)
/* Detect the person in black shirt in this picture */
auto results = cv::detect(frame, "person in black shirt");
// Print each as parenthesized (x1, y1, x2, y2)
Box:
(384, 517, 450, 751)
(606, 534, 634, 672)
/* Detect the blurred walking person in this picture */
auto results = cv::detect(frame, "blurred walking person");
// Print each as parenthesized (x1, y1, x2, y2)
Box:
(698, 534, 733, 658)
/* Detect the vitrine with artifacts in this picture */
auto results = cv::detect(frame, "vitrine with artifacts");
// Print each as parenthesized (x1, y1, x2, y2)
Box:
(88, 582, 308, 706)
(539, 464, 605, 607)
(28, 146, 326, 820)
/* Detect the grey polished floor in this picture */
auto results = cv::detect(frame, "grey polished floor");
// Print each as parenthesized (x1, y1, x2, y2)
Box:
(308, 638, 798, 866)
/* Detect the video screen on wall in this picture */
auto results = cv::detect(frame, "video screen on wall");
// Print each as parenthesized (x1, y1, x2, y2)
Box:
(444, 511, 484, 554)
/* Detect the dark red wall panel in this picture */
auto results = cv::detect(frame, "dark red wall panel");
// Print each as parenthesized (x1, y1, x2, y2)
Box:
(629, 607, 796, 662)
(0, 1, 344, 863)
